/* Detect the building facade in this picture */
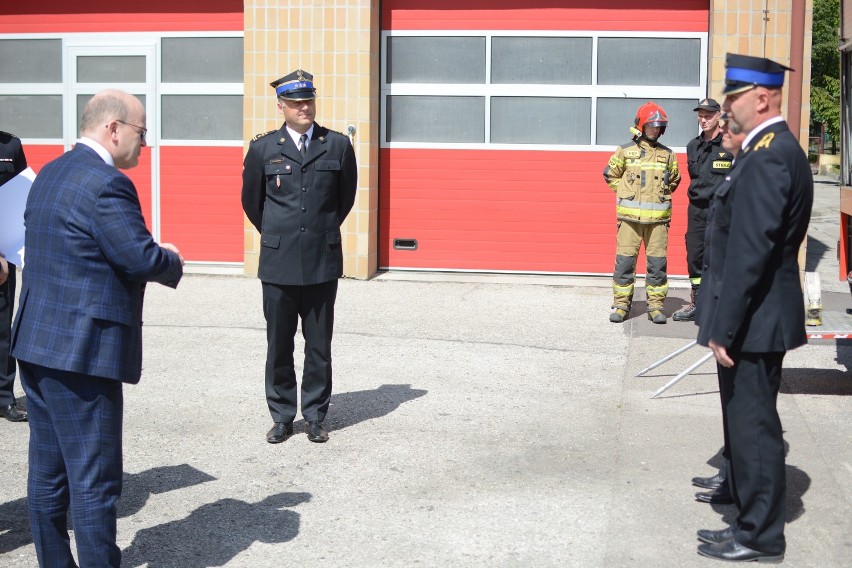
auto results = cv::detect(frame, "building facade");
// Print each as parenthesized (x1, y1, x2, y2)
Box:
(0, 1, 812, 279)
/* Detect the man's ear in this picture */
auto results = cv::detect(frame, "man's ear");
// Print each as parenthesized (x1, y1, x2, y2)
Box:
(756, 88, 774, 113)
(104, 120, 119, 140)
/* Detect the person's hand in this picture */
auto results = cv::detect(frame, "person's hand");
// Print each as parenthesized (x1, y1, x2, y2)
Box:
(161, 243, 185, 266)
(0, 256, 7, 286)
(709, 339, 734, 368)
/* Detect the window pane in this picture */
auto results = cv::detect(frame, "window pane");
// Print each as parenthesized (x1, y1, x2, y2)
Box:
(492, 37, 592, 85)
(597, 38, 700, 86)
(161, 95, 243, 140)
(596, 98, 698, 147)
(77, 56, 146, 83)
(491, 97, 591, 144)
(0, 39, 62, 83)
(0, 96, 62, 138)
(388, 37, 485, 84)
(77, 94, 147, 138)
(387, 95, 484, 142)
(162, 37, 243, 83)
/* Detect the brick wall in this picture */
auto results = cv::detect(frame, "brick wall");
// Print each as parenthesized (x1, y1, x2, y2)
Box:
(242, 1, 380, 279)
(709, 0, 813, 148)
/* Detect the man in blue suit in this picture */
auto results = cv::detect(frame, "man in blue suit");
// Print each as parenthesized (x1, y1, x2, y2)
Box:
(11, 89, 184, 567)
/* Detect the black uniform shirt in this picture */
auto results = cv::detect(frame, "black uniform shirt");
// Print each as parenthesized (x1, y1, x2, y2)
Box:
(686, 132, 733, 203)
(0, 131, 27, 187)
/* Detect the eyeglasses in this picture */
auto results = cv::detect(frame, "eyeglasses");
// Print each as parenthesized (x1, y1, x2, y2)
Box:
(110, 119, 147, 141)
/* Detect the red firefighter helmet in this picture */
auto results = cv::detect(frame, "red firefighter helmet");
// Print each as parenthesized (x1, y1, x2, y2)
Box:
(634, 102, 669, 136)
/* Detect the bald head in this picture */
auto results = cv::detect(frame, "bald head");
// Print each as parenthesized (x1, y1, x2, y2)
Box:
(80, 90, 135, 136)
(81, 89, 147, 169)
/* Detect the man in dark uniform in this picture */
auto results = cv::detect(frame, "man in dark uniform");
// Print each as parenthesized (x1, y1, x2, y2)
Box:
(0, 130, 28, 422)
(678, 98, 736, 505)
(694, 53, 813, 563)
(674, 98, 732, 323)
(242, 69, 357, 445)
(691, 114, 747, 507)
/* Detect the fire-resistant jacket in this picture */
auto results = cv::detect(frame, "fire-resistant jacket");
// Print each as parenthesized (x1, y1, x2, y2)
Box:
(603, 137, 681, 224)
(686, 132, 733, 203)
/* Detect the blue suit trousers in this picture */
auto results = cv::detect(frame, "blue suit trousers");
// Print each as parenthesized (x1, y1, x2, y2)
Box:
(20, 361, 123, 568)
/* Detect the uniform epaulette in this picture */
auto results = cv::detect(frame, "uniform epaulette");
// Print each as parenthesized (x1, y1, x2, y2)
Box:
(655, 142, 674, 153)
(251, 130, 275, 142)
(752, 131, 775, 151)
(620, 140, 638, 149)
(0, 130, 18, 139)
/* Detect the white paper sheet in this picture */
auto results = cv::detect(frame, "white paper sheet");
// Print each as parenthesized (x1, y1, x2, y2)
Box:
(0, 167, 36, 267)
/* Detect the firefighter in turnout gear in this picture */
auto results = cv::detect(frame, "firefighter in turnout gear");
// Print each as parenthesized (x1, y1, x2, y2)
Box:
(603, 102, 681, 324)
(673, 98, 733, 322)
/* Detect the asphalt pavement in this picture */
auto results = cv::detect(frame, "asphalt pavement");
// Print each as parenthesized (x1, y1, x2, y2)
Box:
(0, 176, 849, 567)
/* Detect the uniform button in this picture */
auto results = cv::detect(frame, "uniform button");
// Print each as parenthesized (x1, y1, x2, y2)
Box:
(301, 168, 306, 173)
(300, 227, 305, 232)
(727, 331, 733, 338)
(301, 207, 306, 212)
(703, 265, 708, 270)
(302, 187, 306, 192)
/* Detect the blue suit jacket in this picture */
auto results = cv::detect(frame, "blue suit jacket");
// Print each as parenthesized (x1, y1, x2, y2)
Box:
(11, 144, 183, 383)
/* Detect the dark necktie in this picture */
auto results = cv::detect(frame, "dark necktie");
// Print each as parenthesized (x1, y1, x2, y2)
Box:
(299, 134, 308, 156)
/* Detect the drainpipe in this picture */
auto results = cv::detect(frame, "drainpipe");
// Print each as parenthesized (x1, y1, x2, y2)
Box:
(787, 0, 807, 142)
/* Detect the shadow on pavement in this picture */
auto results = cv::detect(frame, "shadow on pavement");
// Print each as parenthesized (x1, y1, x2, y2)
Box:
(118, 464, 217, 518)
(782, 368, 852, 395)
(805, 234, 830, 272)
(0, 464, 216, 555)
(715, 463, 810, 527)
(702, 440, 810, 527)
(121, 492, 311, 568)
(295, 383, 427, 432)
(0, 495, 29, 554)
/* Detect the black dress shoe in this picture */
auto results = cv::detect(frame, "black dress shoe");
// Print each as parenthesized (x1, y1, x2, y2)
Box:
(697, 525, 736, 544)
(266, 422, 293, 444)
(695, 484, 734, 504)
(697, 539, 784, 563)
(306, 421, 328, 443)
(692, 471, 726, 490)
(0, 404, 27, 422)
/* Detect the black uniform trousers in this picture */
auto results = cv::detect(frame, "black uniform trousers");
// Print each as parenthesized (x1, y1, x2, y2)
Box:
(718, 351, 786, 555)
(0, 263, 16, 406)
(684, 202, 710, 284)
(262, 279, 337, 424)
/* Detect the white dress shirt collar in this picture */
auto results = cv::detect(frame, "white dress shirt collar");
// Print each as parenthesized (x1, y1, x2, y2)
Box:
(76, 137, 115, 167)
(286, 125, 314, 151)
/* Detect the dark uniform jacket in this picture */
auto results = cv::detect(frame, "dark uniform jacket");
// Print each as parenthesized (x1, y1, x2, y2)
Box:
(686, 132, 733, 203)
(0, 131, 27, 187)
(242, 123, 357, 286)
(696, 120, 813, 352)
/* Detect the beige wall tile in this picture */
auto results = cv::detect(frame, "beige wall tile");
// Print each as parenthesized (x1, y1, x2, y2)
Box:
(243, 1, 380, 279)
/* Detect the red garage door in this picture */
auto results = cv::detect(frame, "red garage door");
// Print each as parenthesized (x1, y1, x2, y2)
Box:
(0, 0, 244, 266)
(380, 0, 710, 275)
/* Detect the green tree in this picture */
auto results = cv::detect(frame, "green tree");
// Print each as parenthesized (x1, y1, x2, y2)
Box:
(810, 0, 840, 150)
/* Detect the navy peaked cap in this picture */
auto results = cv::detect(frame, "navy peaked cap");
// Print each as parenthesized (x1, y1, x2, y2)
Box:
(270, 69, 316, 100)
(723, 53, 793, 95)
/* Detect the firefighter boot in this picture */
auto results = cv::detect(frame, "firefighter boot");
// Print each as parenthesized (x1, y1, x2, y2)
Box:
(609, 303, 631, 323)
(673, 287, 698, 322)
(647, 309, 667, 324)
